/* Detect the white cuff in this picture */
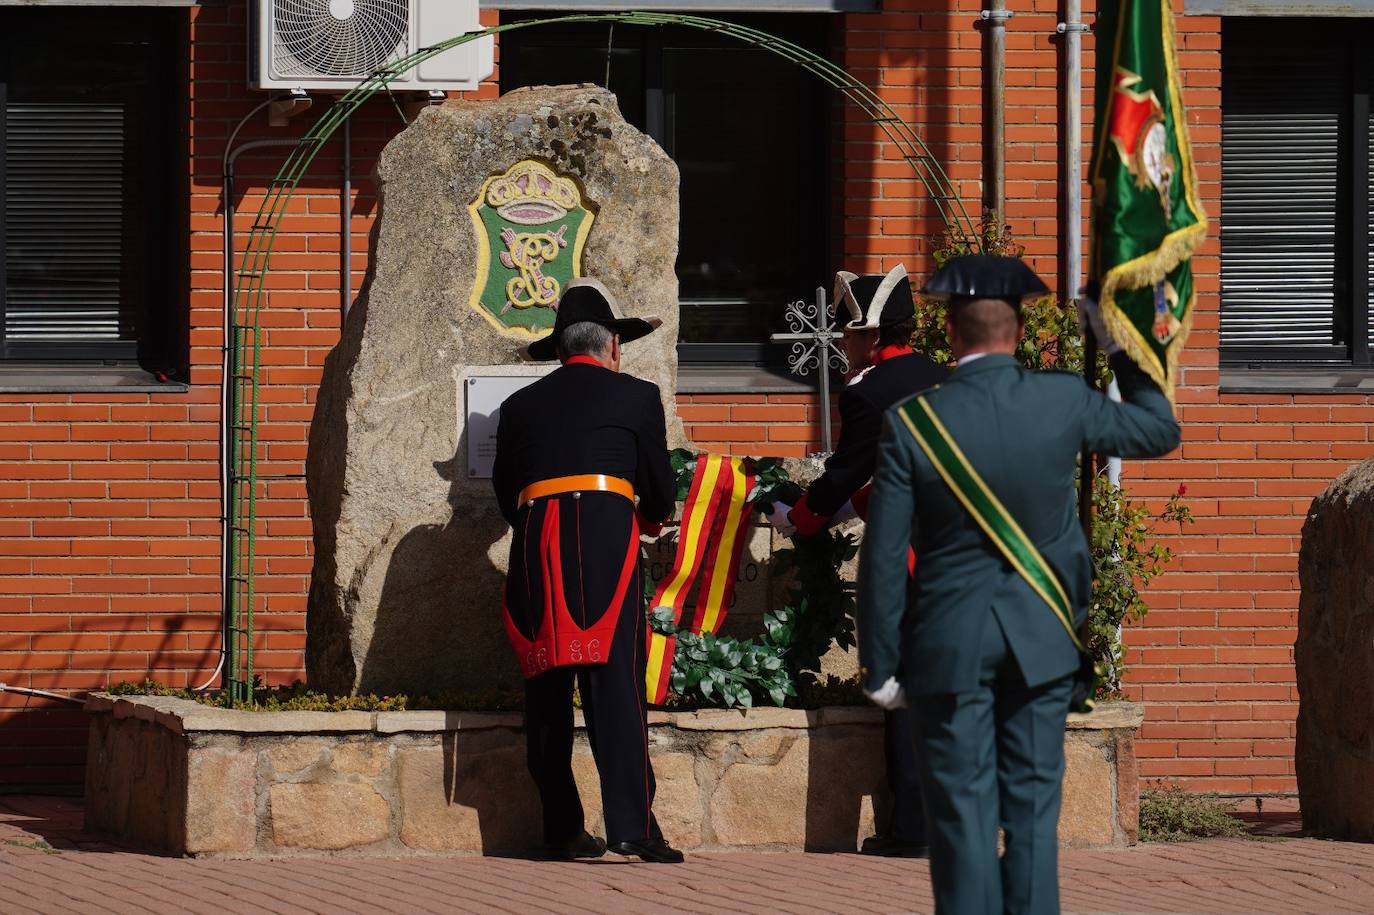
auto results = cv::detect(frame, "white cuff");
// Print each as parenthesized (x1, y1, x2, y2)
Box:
(766, 502, 796, 537)
(864, 676, 907, 710)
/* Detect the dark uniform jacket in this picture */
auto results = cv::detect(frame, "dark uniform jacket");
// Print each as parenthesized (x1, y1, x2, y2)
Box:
(795, 348, 947, 531)
(493, 360, 675, 677)
(857, 352, 1181, 696)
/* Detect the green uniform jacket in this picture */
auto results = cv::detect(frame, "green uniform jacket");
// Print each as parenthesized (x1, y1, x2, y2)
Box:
(857, 352, 1181, 696)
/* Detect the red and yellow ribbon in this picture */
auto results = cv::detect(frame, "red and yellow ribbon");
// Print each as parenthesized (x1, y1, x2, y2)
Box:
(645, 454, 757, 704)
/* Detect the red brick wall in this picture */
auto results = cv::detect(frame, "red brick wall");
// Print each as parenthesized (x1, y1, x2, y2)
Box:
(0, 1, 498, 787)
(0, 0, 1349, 795)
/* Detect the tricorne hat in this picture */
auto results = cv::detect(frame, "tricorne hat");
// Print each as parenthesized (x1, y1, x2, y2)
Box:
(919, 254, 1050, 303)
(833, 264, 916, 331)
(522, 278, 663, 362)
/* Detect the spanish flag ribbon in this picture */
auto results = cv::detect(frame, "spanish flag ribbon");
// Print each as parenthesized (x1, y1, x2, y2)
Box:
(645, 454, 757, 704)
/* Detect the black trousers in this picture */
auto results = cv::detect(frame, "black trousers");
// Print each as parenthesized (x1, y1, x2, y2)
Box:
(884, 706, 928, 843)
(523, 590, 662, 847)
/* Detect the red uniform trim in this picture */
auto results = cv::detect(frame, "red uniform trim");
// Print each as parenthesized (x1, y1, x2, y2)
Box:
(503, 498, 640, 678)
(872, 343, 913, 365)
(563, 355, 607, 369)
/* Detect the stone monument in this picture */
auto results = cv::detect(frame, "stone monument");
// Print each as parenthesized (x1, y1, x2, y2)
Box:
(307, 85, 684, 697)
(1296, 455, 1374, 839)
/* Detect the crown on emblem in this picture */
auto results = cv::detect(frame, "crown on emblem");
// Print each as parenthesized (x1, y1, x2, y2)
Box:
(486, 161, 582, 225)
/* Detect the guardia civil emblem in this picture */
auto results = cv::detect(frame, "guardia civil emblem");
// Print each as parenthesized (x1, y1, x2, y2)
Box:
(467, 160, 597, 336)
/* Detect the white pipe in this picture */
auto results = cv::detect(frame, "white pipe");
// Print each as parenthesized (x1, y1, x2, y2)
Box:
(0, 683, 85, 705)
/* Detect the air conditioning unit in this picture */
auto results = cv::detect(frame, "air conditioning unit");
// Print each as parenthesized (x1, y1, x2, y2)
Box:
(251, 0, 494, 93)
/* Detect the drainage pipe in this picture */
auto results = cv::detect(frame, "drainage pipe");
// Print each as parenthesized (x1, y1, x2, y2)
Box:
(982, 0, 1012, 217)
(1056, 5, 1119, 485)
(342, 117, 353, 317)
(0, 683, 85, 705)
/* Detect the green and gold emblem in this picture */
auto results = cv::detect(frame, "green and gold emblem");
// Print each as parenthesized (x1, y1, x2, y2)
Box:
(468, 160, 597, 337)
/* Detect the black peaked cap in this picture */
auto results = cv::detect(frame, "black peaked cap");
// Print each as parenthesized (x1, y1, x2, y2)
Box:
(920, 255, 1050, 302)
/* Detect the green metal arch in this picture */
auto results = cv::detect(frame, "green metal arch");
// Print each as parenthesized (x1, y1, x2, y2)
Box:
(225, 12, 979, 699)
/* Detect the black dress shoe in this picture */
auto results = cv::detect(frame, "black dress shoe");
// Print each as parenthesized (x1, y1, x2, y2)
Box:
(544, 831, 607, 861)
(860, 834, 929, 858)
(608, 837, 685, 863)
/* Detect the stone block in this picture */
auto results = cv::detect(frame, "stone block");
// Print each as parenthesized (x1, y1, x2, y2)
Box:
(270, 783, 390, 850)
(795, 725, 884, 851)
(1058, 735, 1115, 847)
(332, 740, 390, 777)
(652, 752, 703, 849)
(186, 747, 256, 855)
(397, 734, 540, 853)
(672, 708, 811, 731)
(268, 739, 328, 775)
(711, 737, 809, 848)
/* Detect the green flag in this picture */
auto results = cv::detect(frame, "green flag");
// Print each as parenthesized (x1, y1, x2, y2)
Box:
(1090, 0, 1207, 399)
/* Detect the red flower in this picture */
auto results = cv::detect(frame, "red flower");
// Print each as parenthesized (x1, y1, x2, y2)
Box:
(1176, 483, 1188, 496)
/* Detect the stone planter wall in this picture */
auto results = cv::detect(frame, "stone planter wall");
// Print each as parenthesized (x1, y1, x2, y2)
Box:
(84, 695, 1143, 858)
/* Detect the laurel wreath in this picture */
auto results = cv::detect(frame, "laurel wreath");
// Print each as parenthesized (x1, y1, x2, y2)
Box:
(646, 448, 858, 709)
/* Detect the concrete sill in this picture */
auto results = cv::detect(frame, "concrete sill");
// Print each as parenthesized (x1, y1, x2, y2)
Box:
(677, 364, 814, 394)
(0, 365, 189, 394)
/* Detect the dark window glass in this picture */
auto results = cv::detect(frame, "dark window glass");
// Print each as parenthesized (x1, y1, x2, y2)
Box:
(1220, 18, 1371, 366)
(502, 14, 832, 364)
(0, 9, 181, 367)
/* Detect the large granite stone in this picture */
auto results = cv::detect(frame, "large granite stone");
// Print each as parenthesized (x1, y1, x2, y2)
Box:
(307, 85, 683, 697)
(397, 733, 541, 852)
(1297, 456, 1374, 839)
(186, 747, 256, 855)
(269, 783, 390, 850)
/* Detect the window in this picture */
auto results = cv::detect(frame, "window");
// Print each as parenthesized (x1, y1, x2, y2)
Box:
(1220, 18, 1372, 365)
(501, 13, 833, 364)
(0, 9, 182, 369)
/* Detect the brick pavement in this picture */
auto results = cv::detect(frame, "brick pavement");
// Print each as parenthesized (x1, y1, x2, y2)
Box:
(2, 795, 1369, 914)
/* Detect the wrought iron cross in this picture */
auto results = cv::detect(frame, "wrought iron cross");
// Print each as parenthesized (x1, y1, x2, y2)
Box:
(769, 287, 847, 453)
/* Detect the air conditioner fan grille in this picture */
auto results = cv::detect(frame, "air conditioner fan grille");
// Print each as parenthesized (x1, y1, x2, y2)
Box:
(273, 0, 410, 78)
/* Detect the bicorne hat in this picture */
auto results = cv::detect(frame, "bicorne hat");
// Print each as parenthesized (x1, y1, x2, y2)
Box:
(522, 278, 663, 362)
(833, 264, 916, 331)
(919, 254, 1050, 303)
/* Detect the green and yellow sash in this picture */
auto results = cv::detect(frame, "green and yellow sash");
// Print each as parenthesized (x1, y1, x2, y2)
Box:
(898, 396, 1086, 656)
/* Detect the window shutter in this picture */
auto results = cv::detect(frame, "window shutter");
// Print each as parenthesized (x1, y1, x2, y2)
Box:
(3, 102, 137, 358)
(1220, 28, 1347, 357)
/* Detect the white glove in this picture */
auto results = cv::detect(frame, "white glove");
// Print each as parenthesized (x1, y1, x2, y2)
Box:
(1077, 295, 1122, 356)
(864, 676, 908, 710)
(766, 501, 796, 537)
(831, 499, 858, 525)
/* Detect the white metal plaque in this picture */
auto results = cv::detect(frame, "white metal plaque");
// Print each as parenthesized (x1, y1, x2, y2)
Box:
(464, 373, 547, 479)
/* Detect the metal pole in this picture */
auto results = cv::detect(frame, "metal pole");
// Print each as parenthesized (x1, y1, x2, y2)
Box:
(342, 116, 352, 318)
(816, 287, 833, 453)
(1059, 0, 1095, 538)
(983, 2, 1012, 217)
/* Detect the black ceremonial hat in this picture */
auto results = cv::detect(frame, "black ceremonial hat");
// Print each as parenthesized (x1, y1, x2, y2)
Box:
(920, 254, 1050, 303)
(523, 278, 663, 362)
(833, 264, 916, 330)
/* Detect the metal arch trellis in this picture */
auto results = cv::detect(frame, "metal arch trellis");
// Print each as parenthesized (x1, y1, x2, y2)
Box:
(225, 11, 982, 701)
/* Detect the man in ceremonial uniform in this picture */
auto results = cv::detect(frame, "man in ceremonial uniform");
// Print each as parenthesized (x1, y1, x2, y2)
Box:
(768, 264, 945, 857)
(493, 278, 684, 864)
(856, 255, 1180, 914)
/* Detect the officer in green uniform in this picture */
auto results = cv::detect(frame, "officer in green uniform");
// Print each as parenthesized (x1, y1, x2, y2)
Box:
(856, 255, 1180, 915)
